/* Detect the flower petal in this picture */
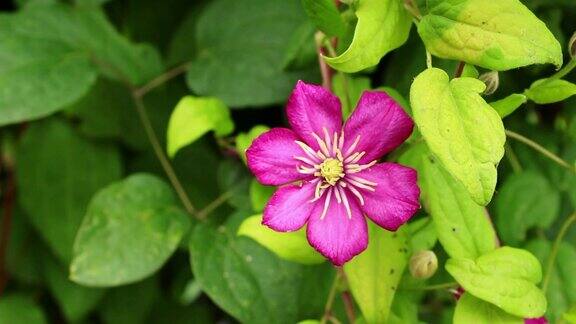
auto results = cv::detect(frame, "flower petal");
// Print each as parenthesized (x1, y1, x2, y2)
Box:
(246, 128, 307, 185)
(286, 80, 343, 150)
(354, 163, 420, 231)
(307, 190, 368, 265)
(263, 181, 317, 232)
(343, 91, 413, 163)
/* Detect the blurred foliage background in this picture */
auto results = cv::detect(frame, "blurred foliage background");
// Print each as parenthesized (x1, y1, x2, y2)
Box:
(0, 0, 575, 323)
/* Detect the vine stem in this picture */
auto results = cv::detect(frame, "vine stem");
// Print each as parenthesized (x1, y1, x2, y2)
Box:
(134, 61, 191, 97)
(505, 143, 523, 174)
(131, 93, 197, 216)
(542, 213, 576, 294)
(548, 58, 576, 82)
(196, 190, 235, 220)
(505, 130, 575, 173)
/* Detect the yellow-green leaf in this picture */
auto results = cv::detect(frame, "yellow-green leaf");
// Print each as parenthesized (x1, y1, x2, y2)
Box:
(237, 215, 324, 265)
(167, 96, 234, 158)
(410, 68, 505, 205)
(344, 223, 409, 323)
(525, 79, 576, 104)
(324, 0, 411, 72)
(490, 94, 527, 118)
(454, 293, 523, 324)
(418, 0, 562, 71)
(446, 246, 547, 318)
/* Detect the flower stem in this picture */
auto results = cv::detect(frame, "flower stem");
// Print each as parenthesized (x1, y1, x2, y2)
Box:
(131, 93, 197, 216)
(505, 130, 575, 173)
(543, 213, 576, 294)
(320, 271, 342, 324)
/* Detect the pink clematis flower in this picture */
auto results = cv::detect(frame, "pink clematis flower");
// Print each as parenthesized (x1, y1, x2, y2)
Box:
(246, 81, 420, 265)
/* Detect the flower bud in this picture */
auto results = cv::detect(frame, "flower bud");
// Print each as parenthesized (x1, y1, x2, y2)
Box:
(479, 71, 499, 95)
(569, 32, 576, 59)
(409, 250, 438, 280)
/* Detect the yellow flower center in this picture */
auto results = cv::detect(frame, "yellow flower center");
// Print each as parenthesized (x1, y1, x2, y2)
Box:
(319, 158, 344, 185)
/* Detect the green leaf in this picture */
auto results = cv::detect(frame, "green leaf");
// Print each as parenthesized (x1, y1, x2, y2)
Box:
(301, 0, 346, 37)
(490, 94, 527, 118)
(495, 171, 560, 246)
(238, 214, 324, 265)
(235, 125, 270, 164)
(189, 211, 333, 323)
(332, 74, 371, 119)
(186, 0, 317, 107)
(67, 78, 146, 150)
(388, 291, 421, 324)
(423, 153, 498, 259)
(454, 293, 523, 324)
(167, 96, 234, 158)
(525, 79, 576, 104)
(565, 305, 576, 324)
(4, 209, 44, 285)
(446, 246, 547, 318)
(70, 174, 190, 287)
(0, 3, 163, 126)
(407, 217, 437, 252)
(461, 64, 480, 78)
(16, 118, 122, 262)
(344, 223, 409, 323)
(410, 68, 505, 205)
(324, 0, 412, 72)
(249, 179, 275, 213)
(282, 21, 317, 71)
(99, 278, 160, 324)
(43, 254, 105, 322)
(526, 239, 576, 322)
(0, 30, 97, 126)
(0, 294, 47, 324)
(417, 0, 563, 71)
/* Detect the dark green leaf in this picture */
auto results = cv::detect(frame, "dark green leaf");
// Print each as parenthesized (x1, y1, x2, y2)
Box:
(17, 118, 122, 262)
(0, 294, 47, 324)
(301, 0, 346, 37)
(189, 211, 332, 323)
(495, 171, 560, 246)
(526, 239, 576, 322)
(43, 254, 106, 322)
(70, 174, 190, 287)
(185, 0, 317, 107)
(99, 278, 160, 324)
(0, 3, 163, 125)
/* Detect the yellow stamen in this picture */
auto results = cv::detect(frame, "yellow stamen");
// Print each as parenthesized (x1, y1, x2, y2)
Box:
(319, 158, 344, 185)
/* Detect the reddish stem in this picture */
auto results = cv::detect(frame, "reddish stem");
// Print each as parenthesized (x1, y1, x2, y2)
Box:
(0, 167, 15, 296)
(341, 290, 356, 322)
(454, 61, 465, 78)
